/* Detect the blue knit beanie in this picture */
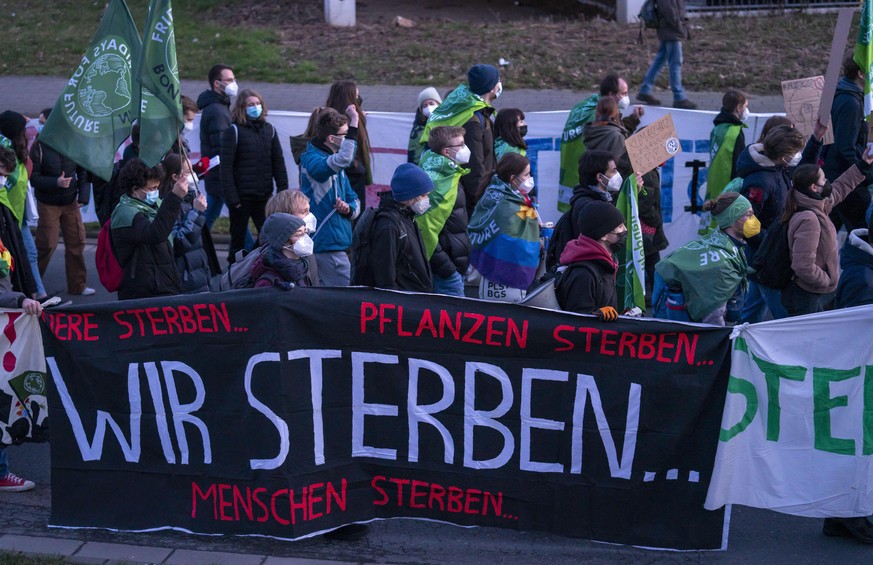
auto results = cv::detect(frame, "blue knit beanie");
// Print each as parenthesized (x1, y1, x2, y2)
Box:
(467, 64, 500, 96)
(391, 163, 434, 202)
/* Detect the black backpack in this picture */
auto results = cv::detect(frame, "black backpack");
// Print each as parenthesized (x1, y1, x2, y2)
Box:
(751, 208, 809, 289)
(350, 207, 407, 286)
(639, 0, 659, 28)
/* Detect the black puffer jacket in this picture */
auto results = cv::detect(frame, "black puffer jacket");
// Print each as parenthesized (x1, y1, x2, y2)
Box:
(197, 89, 231, 196)
(111, 193, 183, 301)
(430, 185, 471, 278)
(172, 201, 212, 294)
(367, 195, 433, 292)
(220, 119, 289, 207)
(29, 139, 89, 206)
(461, 107, 496, 215)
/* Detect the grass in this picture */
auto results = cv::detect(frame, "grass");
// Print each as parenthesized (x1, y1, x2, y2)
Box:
(0, 552, 71, 565)
(0, 0, 857, 94)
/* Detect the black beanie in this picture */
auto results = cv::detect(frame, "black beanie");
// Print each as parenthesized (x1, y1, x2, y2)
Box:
(578, 201, 625, 241)
(467, 64, 500, 96)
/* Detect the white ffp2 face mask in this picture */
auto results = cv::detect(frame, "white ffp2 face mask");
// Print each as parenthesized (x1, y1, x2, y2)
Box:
(453, 145, 471, 165)
(288, 234, 314, 257)
(618, 95, 630, 110)
(303, 212, 317, 234)
(422, 103, 438, 117)
(411, 198, 431, 216)
(518, 177, 535, 194)
(224, 81, 239, 97)
(606, 172, 623, 192)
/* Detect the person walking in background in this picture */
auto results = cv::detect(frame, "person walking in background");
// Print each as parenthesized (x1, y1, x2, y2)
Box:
(0, 112, 37, 298)
(408, 87, 442, 165)
(494, 108, 528, 160)
(29, 108, 94, 297)
(220, 89, 288, 263)
(636, 0, 697, 110)
(300, 107, 360, 286)
(326, 80, 372, 207)
(708, 89, 749, 198)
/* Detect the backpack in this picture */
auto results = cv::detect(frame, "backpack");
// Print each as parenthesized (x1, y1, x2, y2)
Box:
(751, 209, 809, 289)
(639, 0, 659, 29)
(216, 245, 269, 290)
(95, 220, 125, 292)
(350, 207, 407, 286)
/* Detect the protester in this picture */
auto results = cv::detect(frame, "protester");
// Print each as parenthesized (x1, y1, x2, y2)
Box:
(300, 107, 360, 286)
(159, 154, 212, 294)
(416, 126, 471, 296)
(0, 113, 37, 297)
(556, 201, 626, 318)
(821, 51, 873, 233)
(582, 97, 633, 175)
(29, 109, 94, 298)
(468, 153, 540, 302)
(654, 193, 757, 325)
(738, 122, 824, 322)
(326, 80, 372, 207)
(251, 212, 313, 289)
(198, 64, 252, 249)
(170, 95, 198, 157)
(353, 163, 433, 292)
(290, 107, 329, 184)
(408, 87, 442, 165)
(546, 150, 620, 272)
(265, 189, 319, 286)
(421, 64, 502, 215)
(0, 252, 41, 492)
(834, 214, 873, 308)
(636, 0, 697, 109)
(756, 116, 794, 143)
(494, 108, 528, 160)
(708, 89, 748, 198)
(783, 146, 873, 316)
(110, 159, 187, 300)
(220, 89, 288, 263)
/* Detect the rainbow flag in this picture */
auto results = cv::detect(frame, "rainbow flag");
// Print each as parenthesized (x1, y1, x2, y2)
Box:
(468, 177, 540, 290)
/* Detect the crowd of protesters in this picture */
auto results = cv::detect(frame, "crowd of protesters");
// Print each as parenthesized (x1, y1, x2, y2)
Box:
(2, 57, 873, 541)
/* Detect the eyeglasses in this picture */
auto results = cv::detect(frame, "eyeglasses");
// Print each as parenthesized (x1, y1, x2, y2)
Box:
(219, 77, 235, 83)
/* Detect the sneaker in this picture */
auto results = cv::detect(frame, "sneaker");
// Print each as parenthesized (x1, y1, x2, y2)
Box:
(673, 99, 698, 110)
(823, 517, 873, 544)
(636, 92, 662, 106)
(74, 287, 96, 296)
(323, 523, 370, 541)
(0, 472, 35, 492)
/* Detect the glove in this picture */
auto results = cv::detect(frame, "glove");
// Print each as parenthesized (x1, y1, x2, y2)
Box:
(595, 306, 618, 321)
(192, 156, 210, 176)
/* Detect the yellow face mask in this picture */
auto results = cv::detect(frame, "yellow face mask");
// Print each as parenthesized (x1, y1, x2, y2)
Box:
(742, 216, 761, 238)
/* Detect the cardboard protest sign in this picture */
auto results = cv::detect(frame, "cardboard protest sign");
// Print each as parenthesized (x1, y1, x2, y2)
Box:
(625, 113, 682, 176)
(781, 76, 834, 145)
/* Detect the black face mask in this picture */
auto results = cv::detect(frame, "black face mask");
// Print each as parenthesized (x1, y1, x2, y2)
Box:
(820, 180, 833, 198)
(519, 125, 528, 137)
(356, 95, 363, 106)
(609, 231, 629, 253)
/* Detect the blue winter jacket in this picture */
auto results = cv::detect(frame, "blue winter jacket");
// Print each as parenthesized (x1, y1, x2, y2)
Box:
(835, 229, 873, 308)
(300, 131, 361, 253)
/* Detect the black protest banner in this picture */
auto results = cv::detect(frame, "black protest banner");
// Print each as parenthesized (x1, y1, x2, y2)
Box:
(42, 288, 731, 550)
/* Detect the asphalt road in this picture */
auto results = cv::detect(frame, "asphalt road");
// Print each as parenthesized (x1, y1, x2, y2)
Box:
(1, 241, 871, 563)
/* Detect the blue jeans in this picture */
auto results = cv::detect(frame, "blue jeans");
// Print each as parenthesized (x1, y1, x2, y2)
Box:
(20, 221, 45, 296)
(433, 271, 464, 297)
(204, 193, 255, 250)
(639, 40, 687, 102)
(740, 281, 788, 323)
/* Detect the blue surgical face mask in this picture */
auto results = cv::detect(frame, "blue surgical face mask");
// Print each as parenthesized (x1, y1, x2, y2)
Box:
(246, 104, 263, 120)
(144, 189, 160, 205)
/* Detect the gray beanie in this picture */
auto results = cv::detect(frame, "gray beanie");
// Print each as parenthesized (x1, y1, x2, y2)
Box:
(262, 213, 305, 251)
(417, 87, 442, 107)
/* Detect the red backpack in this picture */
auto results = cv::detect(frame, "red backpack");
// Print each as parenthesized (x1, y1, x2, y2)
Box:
(95, 220, 125, 292)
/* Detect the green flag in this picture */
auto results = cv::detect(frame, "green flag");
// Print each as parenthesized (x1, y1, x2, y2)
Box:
(856, 0, 873, 118)
(615, 174, 646, 312)
(557, 94, 599, 213)
(416, 150, 469, 259)
(419, 84, 487, 144)
(137, 0, 182, 166)
(39, 0, 140, 181)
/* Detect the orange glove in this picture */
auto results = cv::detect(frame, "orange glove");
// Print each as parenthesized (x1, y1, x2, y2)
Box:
(595, 306, 618, 321)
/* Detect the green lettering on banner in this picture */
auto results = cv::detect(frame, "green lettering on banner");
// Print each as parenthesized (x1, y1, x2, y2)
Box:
(719, 375, 758, 441)
(813, 367, 860, 455)
(752, 356, 805, 442)
(865, 366, 873, 455)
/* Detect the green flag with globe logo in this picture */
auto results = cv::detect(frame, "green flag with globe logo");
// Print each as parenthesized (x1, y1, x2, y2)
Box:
(136, 0, 183, 166)
(856, 0, 873, 118)
(39, 0, 141, 181)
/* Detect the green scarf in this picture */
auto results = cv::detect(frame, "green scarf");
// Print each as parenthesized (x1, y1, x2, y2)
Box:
(655, 229, 751, 322)
(558, 94, 599, 212)
(419, 84, 487, 144)
(111, 194, 174, 244)
(495, 138, 526, 161)
(416, 151, 469, 258)
(707, 123, 744, 200)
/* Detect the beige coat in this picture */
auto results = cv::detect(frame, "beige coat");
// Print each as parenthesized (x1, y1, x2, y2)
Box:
(787, 165, 864, 293)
